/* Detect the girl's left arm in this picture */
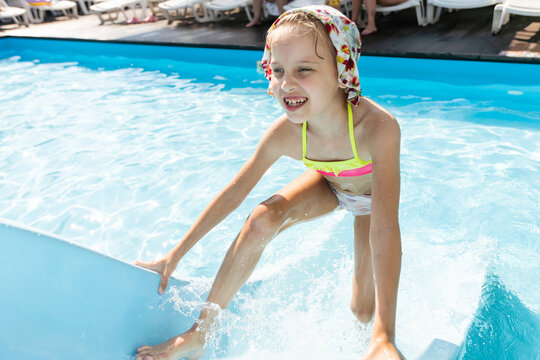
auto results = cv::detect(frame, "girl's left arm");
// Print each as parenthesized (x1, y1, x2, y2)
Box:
(369, 113, 402, 346)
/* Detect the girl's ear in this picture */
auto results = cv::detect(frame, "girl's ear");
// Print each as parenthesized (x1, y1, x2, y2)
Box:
(338, 81, 347, 89)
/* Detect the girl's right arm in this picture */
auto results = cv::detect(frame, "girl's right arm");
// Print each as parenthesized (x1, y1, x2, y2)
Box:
(136, 115, 294, 294)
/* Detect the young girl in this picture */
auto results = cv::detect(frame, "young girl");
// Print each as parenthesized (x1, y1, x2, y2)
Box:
(135, 6, 403, 360)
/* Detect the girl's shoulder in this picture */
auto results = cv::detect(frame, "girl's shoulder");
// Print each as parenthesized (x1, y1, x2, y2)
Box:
(354, 98, 400, 148)
(355, 97, 395, 123)
(261, 114, 303, 160)
(267, 113, 301, 139)
(355, 98, 399, 133)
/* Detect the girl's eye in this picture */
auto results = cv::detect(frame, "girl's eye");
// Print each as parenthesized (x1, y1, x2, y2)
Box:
(299, 68, 312, 72)
(272, 68, 284, 74)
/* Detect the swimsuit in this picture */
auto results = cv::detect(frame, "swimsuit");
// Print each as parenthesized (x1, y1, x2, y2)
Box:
(329, 185, 372, 216)
(302, 103, 372, 178)
(302, 102, 372, 216)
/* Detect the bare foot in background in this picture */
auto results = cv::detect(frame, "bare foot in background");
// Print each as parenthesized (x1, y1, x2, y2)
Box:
(361, 25, 377, 35)
(245, 18, 262, 27)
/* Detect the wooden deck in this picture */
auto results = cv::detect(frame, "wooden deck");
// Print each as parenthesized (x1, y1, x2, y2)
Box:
(1, 4, 539, 63)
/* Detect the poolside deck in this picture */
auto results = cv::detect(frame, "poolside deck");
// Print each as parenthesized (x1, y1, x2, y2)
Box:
(1, 4, 539, 63)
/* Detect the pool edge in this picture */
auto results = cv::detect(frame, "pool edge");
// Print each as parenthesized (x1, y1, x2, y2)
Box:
(2, 34, 540, 65)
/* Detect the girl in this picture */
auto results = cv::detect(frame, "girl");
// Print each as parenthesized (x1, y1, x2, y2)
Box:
(135, 5, 403, 360)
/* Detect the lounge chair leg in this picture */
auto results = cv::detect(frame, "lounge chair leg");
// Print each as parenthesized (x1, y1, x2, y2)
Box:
(491, 6, 502, 34)
(120, 7, 129, 22)
(29, 8, 40, 23)
(414, 4, 424, 26)
(426, 4, 434, 24)
(78, 0, 89, 14)
(36, 8, 44, 22)
(433, 6, 441, 23)
(243, 4, 251, 21)
(503, 12, 510, 25)
(107, 10, 118, 22)
(196, 3, 214, 22)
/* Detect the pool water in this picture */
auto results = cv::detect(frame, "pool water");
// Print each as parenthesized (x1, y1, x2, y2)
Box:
(1, 38, 539, 359)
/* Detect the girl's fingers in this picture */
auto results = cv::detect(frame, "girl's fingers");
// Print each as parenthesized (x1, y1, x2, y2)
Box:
(135, 260, 161, 272)
(134, 259, 171, 294)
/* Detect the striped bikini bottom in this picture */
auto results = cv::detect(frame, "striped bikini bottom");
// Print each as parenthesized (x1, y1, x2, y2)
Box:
(329, 183, 371, 216)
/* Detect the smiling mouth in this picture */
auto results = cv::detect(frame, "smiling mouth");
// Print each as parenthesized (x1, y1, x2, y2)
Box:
(284, 97, 308, 108)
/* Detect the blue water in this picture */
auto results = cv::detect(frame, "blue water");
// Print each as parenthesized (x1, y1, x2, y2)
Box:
(1, 38, 539, 360)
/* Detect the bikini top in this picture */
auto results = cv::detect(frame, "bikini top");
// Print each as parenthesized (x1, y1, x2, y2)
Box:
(302, 103, 372, 177)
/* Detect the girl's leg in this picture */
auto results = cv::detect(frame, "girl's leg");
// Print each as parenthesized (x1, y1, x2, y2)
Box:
(350, 215, 375, 323)
(136, 170, 338, 360)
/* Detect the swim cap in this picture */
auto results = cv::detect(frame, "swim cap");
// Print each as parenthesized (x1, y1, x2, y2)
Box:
(261, 5, 362, 105)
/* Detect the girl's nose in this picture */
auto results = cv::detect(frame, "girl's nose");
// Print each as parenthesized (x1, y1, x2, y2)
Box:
(280, 74, 296, 92)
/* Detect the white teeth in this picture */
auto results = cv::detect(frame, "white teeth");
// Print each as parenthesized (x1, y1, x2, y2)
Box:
(285, 98, 307, 106)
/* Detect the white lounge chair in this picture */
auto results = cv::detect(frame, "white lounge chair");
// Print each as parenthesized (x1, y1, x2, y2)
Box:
(73, 0, 95, 14)
(283, 0, 351, 19)
(374, 0, 425, 26)
(283, 0, 321, 11)
(15, 0, 77, 23)
(0, 0, 29, 25)
(284, 0, 425, 26)
(426, 0, 502, 24)
(90, 0, 139, 23)
(204, 0, 253, 21)
(492, 0, 540, 34)
(159, 0, 212, 23)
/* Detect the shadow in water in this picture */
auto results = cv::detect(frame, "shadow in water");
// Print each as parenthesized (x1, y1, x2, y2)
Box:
(458, 274, 540, 360)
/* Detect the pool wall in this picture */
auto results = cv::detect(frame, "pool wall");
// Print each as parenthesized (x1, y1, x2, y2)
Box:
(0, 218, 198, 360)
(1, 37, 539, 87)
(0, 37, 263, 69)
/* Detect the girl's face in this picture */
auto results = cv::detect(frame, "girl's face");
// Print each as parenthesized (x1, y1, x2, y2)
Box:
(269, 25, 344, 123)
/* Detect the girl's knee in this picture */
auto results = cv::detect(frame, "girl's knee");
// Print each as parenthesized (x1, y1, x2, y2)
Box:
(244, 197, 286, 243)
(350, 301, 374, 323)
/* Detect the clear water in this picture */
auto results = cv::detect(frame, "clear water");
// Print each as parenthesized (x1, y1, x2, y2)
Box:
(1, 40, 539, 360)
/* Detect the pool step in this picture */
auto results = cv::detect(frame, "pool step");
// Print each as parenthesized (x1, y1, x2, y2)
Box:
(418, 338, 459, 360)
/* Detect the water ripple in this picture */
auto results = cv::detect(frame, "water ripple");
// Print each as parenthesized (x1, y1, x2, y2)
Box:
(1, 55, 539, 359)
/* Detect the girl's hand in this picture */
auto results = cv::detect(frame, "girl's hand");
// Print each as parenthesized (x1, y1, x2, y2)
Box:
(135, 255, 177, 295)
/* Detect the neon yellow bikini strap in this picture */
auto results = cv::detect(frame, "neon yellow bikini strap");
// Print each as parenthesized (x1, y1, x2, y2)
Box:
(302, 121, 307, 159)
(304, 104, 356, 160)
(347, 102, 360, 159)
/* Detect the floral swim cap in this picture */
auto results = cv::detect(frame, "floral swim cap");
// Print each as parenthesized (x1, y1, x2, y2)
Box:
(261, 5, 362, 105)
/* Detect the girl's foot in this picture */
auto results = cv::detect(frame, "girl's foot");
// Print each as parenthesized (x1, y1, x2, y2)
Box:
(135, 329, 205, 360)
(362, 335, 405, 360)
(361, 25, 377, 35)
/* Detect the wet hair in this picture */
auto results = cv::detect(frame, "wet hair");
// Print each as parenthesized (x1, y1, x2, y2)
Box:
(265, 11, 336, 60)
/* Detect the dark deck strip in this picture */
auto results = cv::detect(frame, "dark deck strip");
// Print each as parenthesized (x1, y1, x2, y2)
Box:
(1, 4, 539, 63)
